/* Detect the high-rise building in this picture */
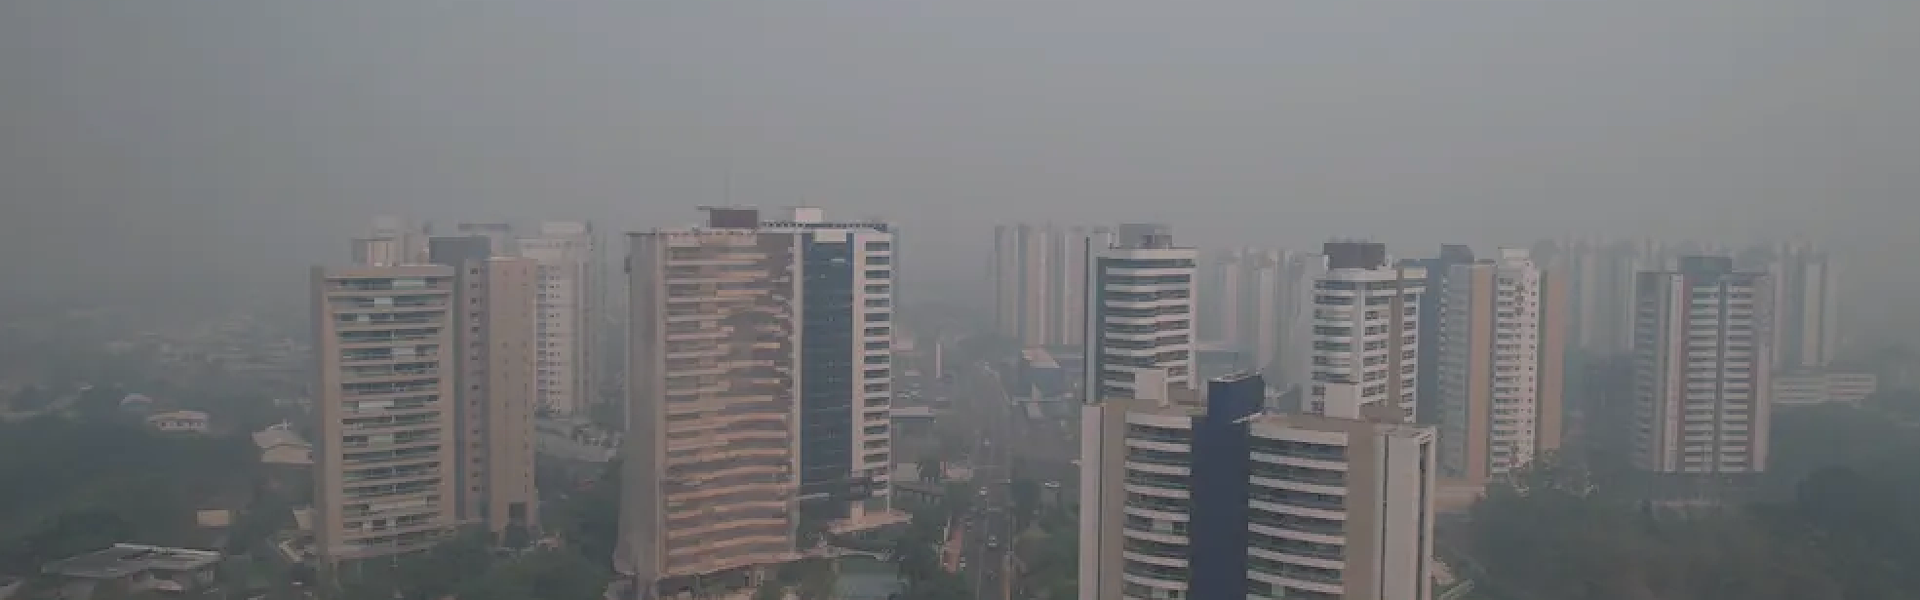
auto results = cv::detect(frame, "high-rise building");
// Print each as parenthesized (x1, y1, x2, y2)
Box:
(1077, 373, 1437, 600)
(1082, 224, 1197, 402)
(353, 216, 431, 267)
(457, 222, 516, 257)
(1305, 242, 1425, 420)
(1631, 256, 1773, 474)
(311, 264, 459, 564)
(993, 223, 1106, 347)
(758, 207, 897, 525)
(1198, 248, 1294, 378)
(1533, 237, 1669, 358)
(1434, 248, 1568, 485)
(1402, 244, 1477, 425)
(1271, 251, 1327, 393)
(1739, 242, 1839, 370)
(429, 236, 541, 535)
(616, 208, 802, 598)
(518, 222, 600, 417)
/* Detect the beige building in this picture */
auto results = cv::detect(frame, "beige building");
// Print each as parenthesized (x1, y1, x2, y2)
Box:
(517, 222, 599, 418)
(616, 208, 801, 598)
(1632, 256, 1773, 474)
(1435, 248, 1567, 485)
(311, 264, 459, 564)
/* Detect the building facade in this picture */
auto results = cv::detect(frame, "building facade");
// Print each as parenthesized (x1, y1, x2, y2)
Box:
(1082, 224, 1197, 402)
(616, 209, 802, 598)
(429, 235, 541, 536)
(517, 222, 600, 418)
(759, 207, 897, 524)
(1631, 256, 1773, 474)
(311, 264, 460, 564)
(1434, 248, 1567, 485)
(1402, 244, 1476, 425)
(993, 223, 1107, 348)
(1078, 373, 1437, 600)
(1306, 242, 1425, 421)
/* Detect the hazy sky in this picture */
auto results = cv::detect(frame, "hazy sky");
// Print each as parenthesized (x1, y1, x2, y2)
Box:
(2, 1, 1916, 304)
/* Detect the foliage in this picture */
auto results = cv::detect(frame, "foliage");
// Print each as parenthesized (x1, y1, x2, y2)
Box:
(1463, 420, 1920, 600)
(1009, 478, 1041, 530)
(917, 458, 944, 483)
(0, 416, 257, 573)
(336, 528, 609, 600)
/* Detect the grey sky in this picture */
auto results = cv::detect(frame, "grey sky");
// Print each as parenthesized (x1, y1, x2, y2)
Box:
(2, 1, 1916, 305)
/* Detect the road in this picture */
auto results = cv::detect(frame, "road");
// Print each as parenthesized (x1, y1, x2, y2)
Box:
(957, 360, 1017, 600)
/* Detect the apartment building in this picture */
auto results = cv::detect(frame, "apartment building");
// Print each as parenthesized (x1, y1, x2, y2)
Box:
(1082, 224, 1198, 402)
(616, 208, 802, 598)
(352, 215, 431, 267)
(1306, 242, 1425, 421)
(1402, 244, 1477, 424)
(1434, 248, 1567, 485)
(1632, 256, 1773, 474)
(311, 265, 459, 564)
(1737, 242, 1840, 370)
(759, 207, 898, 526)
(517, 222, 600, 417)
(429, 236, 540, 535)
(994, 223, 1108, 347)
(456, 223, 516, 257)
(1078, 373, 1437, 600)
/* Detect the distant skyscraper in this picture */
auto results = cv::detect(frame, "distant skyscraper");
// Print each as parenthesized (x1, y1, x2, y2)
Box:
(429, 236, 541, 535)
(353, 215, 430, 267)
(1632, 256, 1773, 474)
(1740, 242, 1839, 370)
(311, 264, 459, 564)
(1199, 248, 1291, 377)
(616, 208, 803, 598)
(1534, 237, 1668, 357)
(1306, 241, 1425, 420)
(1077, 373, 1437, 600)
(1082, 223, 1197, 402)
(457, 222, 516, 257)
(993, 223, 1106, 347)
(518, 222, 600, 417)
(1434, 248, 1567, 484)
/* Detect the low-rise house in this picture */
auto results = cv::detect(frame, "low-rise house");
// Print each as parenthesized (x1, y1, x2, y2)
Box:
(146, 410, 211, 434)
(40, 544, 222, 600)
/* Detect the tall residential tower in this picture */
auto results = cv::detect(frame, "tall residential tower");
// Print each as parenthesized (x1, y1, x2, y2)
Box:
(1306, 242, 1425, 421)
(1434, 248, 1567, 484)
(311, 265, 460, 564)
(1082, 224, 1198, 402)
(1631, 256, 1773, 474)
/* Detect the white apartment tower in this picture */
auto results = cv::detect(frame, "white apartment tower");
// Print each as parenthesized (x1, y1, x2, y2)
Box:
(311, 264, 459, 564)
(1082, 224, 1197, 402)
(517, 222, 599, 417)
(1632, 256, 1773, 474)
(993, 223, 1105, 347)
(1077, 373, 1437, 600)
(1435, 249, 1568, 484)
(1743, 242, 1839, 370)
(1307, 242, 1425, 421)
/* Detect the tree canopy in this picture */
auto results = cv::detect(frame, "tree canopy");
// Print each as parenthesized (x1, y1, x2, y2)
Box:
(1466, 402, 1920, 600)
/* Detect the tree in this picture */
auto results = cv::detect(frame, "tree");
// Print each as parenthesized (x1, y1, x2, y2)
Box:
(753, 581, 787, 600)
(1010, 478, 1041, 529)
(917, 458, 944, 484)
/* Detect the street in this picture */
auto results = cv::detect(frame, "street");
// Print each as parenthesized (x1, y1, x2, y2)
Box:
(956, 360, 1017, 600)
